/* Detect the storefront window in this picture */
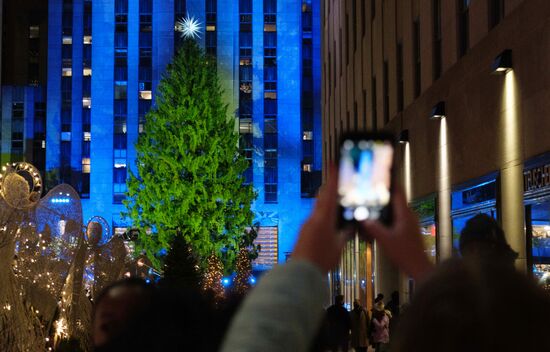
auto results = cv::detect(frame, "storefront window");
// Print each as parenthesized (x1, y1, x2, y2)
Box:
(526, 202, 550, 291)
(451, 175, 498, 256)
(524, 154, 550, 291)
(411, 196, 437, 262)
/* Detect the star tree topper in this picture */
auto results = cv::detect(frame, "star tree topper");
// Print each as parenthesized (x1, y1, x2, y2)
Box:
(175, 13, 203, 39)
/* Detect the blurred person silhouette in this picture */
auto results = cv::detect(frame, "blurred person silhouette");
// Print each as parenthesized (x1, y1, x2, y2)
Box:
(459, 213, 518, 268)
(371, 300, 391, 352)
(388, 257, 550, 352)
(93, 278, 216, 351)
(326, 294, 351, 352)
(385, 291, 399, 318)
(350, 299, 370, 352)
(361, 192, 550, 352)
(385, 290, 400, 337)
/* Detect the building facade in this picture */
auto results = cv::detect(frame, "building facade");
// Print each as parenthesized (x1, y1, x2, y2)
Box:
(1, 0, 48, 173)
(322, 0, 550, 307)
(40, 0, 321, 266)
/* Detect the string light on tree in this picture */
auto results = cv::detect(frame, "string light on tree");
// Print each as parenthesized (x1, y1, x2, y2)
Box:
(202, 253, 225, 301)
(234, 248, 252, 295)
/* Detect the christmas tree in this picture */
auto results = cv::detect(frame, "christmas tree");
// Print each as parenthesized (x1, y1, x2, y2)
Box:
(202, 253, 225, 301)
(233, 248, 252, 295)
(162, 234, 202, 291)
(124, 38, 256, 272)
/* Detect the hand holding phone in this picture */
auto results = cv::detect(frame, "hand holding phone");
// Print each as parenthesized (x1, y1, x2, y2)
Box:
(338, 132, 395, 228)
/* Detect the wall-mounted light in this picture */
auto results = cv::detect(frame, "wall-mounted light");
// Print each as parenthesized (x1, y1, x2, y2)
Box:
(430, 101, 446, 120)
(491, 49, 513, 74)
(398, 129, 409, 144)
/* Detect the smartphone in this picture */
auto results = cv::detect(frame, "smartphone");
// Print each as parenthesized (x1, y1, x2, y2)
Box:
(337, 132, 395, 228)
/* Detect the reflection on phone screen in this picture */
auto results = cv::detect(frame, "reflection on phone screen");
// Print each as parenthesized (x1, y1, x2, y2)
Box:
(338, 139, 394, 221)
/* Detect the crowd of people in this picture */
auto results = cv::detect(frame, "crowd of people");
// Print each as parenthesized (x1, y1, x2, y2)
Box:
(84, 168, 550, 351)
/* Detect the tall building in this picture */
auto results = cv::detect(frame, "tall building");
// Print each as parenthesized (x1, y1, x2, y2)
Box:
(2, 0, 48, 87)
(323, 0, 550, 307)
(1, 0, 48, 171)
(41, 0, 321, 266)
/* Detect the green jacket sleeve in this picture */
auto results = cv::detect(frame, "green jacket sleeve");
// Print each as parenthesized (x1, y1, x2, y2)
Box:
(220, 259, 328, 352)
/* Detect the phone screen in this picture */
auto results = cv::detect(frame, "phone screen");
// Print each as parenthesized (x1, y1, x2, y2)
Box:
(338, 137, 394, 223)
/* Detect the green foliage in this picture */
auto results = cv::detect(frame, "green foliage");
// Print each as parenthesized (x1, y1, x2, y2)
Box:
(124, 38, 256, 273)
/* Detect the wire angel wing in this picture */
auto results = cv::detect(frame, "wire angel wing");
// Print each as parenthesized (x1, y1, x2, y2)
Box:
(0, 162, 47, 350)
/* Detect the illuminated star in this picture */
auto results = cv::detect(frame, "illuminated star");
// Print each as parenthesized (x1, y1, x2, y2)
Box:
(175, 14, 202, 39)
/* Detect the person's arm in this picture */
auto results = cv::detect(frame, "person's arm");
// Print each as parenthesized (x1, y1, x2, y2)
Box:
(220, 260, 327, 352)
(221, 167, 347, 352)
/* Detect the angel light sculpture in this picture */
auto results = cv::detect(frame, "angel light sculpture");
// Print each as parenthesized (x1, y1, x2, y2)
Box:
(0, 162, 46, 351)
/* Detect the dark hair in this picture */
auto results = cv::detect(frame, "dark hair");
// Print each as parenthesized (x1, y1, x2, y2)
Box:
(374, 293, 384, 303)
(335, 294, 344, 304)
(92, 278, 153, 320)
(94, 280, 218, 351)
(459, 214, 518, 264)
(391, 258, 550, 352)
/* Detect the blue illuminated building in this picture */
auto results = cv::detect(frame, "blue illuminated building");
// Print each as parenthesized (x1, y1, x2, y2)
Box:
(42, 0, 321, 266)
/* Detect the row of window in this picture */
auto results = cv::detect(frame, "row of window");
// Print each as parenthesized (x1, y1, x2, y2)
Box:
(239, 0, 254, 187)
(263, 0, 278, 203)
(113, 0, 129, 204)
(326, 0, 506, 133)
(81, 0, 93, 198)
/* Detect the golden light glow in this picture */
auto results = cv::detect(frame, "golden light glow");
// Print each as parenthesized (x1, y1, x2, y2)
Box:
(438, 117, 452, 260)
(404, 142, 412, 202)
(499, 71, 526, 269)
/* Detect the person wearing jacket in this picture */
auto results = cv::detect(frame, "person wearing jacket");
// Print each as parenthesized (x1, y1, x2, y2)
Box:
(371, 301, 391, 352)
(350, 299, 369, 352)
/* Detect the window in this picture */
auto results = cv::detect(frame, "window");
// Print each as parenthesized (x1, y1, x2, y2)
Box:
(264, 0, 276, 14)
(139, 90, 152, 100)
(397, 43, 404, 111)
(458, 0, 470, 57)
(29, 25, 40, 39)
(62, 68, 72, 77)
(239, 118, 252, 134)
(82, 158, 91, 173)
(63, 36, 72, 45)
(264, 24, 276, 32)
(303, 131, 313, 140)
(433, 0, 442, 80)
(489, 0, 505, 29)
(264, 32, 277, 48)
(372, 77, 377, 130)
(413, 19, 421, 98)
(240, 0, 252, 13)
(61, 132, 72, 141)
(383, 61, 389, 124)
(264, 118, 277, 133)
(83, 35, 92, 44)
(83, 132, 91, 142)
(82, 97, 91, 108)
(116, 0, 128, 14)
(139, 0, 152, 14)
(115, 82, 127, 100)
